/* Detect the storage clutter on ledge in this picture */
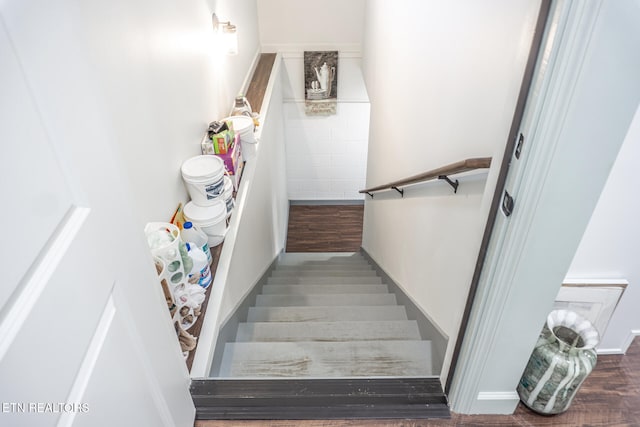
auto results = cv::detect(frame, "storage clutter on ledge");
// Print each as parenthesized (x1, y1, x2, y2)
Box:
(143, 96, 258, 360)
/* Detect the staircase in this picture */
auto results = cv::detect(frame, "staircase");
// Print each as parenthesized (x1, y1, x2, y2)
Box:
(194, 252, 449, 419)
(217, 252, 433, 378)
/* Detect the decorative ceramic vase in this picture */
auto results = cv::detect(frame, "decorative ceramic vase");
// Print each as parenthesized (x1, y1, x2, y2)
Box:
(517, 309, 599, 415)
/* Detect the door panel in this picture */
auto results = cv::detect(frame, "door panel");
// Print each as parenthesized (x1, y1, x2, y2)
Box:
(59, 291, 173, 427)
(0, 21, 76, 310)
(0, 3, 194, 426)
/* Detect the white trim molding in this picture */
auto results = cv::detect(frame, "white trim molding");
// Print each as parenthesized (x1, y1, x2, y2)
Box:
(598, 330, 640, 355)
(474, 392, 521, 415)
(0, 206, 90, 361)
(261, 43, 362, 56)
(623, 330, 640, 354)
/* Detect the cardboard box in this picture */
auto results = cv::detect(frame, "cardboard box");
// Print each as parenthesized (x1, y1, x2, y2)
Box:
(215, 133, 244, 190)
(202, 129, 234, 155)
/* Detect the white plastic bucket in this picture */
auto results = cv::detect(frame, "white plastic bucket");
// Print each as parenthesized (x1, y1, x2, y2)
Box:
(183, 199, 227, 246)
(181, 155, 225, 206)
(225, 115, 255, 143)
(223, 175, 234, 218)
(225, 115, 257, 160)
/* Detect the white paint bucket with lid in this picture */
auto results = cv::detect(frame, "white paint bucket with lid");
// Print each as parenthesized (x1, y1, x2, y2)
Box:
(181, 155, 225, 206)
(223, 175, 234, 219)
(225, 115, 257, 160)
(183, 199, 227, 246)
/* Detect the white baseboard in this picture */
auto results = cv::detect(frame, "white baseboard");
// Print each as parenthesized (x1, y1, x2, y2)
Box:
(596, 329, 640, 355)
(470, 391, 520, 414)
(597, 348, 624, 355)
(622, 329, 640, 353)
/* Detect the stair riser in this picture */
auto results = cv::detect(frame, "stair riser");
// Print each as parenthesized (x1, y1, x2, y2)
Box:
(255, 294, 397, 307)
(247, 306, 409, 322)
(271, 270, 378, 278)
(275, 264, 373, 272)
(267, 277, 383, 285)
(278, 253, 365, 264)
(261, 284, 389, 295)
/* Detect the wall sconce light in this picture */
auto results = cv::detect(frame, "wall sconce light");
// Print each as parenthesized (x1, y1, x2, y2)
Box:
(212, 13, 238, 56)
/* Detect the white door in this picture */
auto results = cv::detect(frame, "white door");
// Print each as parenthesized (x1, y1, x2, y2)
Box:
(0, 8, 194, 427)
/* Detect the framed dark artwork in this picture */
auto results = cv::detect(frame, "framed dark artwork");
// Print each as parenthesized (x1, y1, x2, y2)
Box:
(304, 50, 338, 115)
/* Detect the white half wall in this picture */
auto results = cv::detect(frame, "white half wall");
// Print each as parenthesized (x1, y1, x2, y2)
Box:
(50, 0, 261, 223)
(191, 57, 289, 377)
(257, 0, 366, 52)
(361, 0, 541, 381)
(566, 104, 640, 353)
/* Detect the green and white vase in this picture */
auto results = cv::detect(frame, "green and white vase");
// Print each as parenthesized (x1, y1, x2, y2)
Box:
(517, 309, 599, 415)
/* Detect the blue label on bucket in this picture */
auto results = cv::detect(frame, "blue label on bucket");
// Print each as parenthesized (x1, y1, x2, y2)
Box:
(205, 179, 224, 199)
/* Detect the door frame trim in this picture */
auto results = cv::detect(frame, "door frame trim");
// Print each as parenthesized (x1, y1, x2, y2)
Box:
(448, 0, 640, 413)
(444, 0, 553, 396)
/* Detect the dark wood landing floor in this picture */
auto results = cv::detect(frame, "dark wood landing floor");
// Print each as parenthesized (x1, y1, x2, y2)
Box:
(195, 337, 640, 426)
(285, 205, 364, 253)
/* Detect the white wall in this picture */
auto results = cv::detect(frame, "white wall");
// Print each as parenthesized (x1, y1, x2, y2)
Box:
(282, 56, 370, 200)
(257, 0, 370, 200)
(257, 0, 365, 52)
(61, 0, 260, 224)
(361, 0, 541, 380)
(566, 104, 640, 353)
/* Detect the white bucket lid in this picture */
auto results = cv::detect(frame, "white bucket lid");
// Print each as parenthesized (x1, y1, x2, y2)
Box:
(184, 199, 227, 226)
(225, 115, 254, 133)
(181, 155, 225, 181)
(225, 116, 256, 144)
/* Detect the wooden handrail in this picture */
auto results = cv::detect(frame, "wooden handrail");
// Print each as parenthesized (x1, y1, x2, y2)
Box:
(360, 157, 492, 196)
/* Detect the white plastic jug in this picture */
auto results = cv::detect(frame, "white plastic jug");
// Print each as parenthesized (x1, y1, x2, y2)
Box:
(186, 243, 212, 288)
(181, 222, 211, 265)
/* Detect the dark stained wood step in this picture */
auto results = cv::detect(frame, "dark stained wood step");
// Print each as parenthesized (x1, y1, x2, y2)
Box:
(191, 378, 449, 420)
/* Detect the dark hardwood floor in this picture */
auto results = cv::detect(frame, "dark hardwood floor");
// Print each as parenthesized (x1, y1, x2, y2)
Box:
(285, 204, 364, 253)
(195, 337, 640, 426)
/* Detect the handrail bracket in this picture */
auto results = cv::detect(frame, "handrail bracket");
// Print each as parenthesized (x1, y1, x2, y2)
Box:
(366, 192, 374, 199)
(391, 186, 404, 197)
(438, 175, 459, 193)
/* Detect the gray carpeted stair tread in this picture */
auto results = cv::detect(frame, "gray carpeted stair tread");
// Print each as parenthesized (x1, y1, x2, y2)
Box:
(218, 340, 433, 378)
(235, 320, 421, 342)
